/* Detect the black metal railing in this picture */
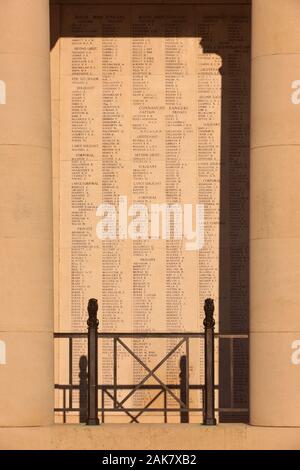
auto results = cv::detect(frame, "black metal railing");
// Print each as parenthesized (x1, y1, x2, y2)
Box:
(54, 298, 248, 424)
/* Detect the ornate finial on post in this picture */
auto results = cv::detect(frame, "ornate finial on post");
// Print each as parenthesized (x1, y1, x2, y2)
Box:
(203, 298, 215, 329)
(203, 298, 216, 426)
(86, 298, 100, 425)
(87, 298, 99, 328)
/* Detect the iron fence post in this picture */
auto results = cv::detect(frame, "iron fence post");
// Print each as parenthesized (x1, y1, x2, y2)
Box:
(86, 298, 100, 425)
(179, 355, 189, 423)
(203, 298, 217, 425)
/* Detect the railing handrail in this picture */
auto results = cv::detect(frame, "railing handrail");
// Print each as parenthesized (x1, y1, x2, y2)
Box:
(53, 298, 249, 425)
(54, 332, 248, 339)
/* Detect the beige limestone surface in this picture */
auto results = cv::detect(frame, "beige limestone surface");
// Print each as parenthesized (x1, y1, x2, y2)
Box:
(0, 0, 54, 426)
(1, 0, 300, 436)
(52, 0, 250, 424)
(250, 0, 300, 426)
(0, 424, 300, 450)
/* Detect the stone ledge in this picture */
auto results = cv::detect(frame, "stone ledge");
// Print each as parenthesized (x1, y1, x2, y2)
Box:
(0, 424, 300, 450)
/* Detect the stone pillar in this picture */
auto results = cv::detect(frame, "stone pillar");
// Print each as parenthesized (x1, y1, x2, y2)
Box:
(0, 0, 53, 425)
(250, 0, 300, 426)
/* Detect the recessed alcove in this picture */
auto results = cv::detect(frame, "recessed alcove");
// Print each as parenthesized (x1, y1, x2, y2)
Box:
(50, 0, 250, 424)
